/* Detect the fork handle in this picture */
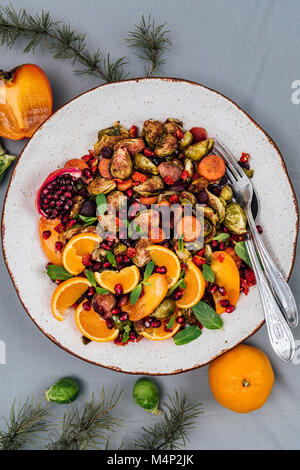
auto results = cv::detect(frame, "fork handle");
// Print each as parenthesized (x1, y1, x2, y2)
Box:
(246, 209, 298, 328)
(245, 239, 295, 362)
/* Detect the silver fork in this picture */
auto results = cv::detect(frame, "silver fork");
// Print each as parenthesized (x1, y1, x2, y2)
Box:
(214, 139, 298, 329)
(214, 139, 296, 363)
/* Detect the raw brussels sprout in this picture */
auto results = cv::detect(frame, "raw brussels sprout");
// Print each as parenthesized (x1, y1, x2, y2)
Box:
(45, 377, 79, 404)
(179, 191, 196, 206)
(114, 138, 145, 156)
(135, 153, 159, 174)
(206, 190, 226, 223)
(179, 130, 193, 151)
(142, 119, 163, 147)
(224, 202, 247, 235)
(134, 176, 164, 196)
(184, 138, 214, 161)
(132, 378, 161, 415)
(87, 177, 116, 195)
(109, 147, 133, 179)
(113, 244, 128, 256)
(220, 185, 233, 202)
(155, 133, 178, 157)
(152, 298, 176, 319)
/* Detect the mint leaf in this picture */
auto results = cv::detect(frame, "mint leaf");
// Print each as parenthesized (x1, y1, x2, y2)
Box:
(213, 233, 230, 241)
(143, 261, 155, 282)
(202, 264, 215, 282)
(85, 269, 97, 287)
(178, 235, 184, 252)
(96, 287, 109, 295)
(75, 214, 98, 226)
(122, 324, 131, 343)
(166, 316, 175, 329)
(173, 326, 202, 345)
(106, 251, 117, 267)
(96, 194, 107, 215)
(47, 265, 73, 281)
(192, 301, 223, 329)
(168, 270, 187, 295)
(130, 284, 143, 305)
(234, 241, 252, 266)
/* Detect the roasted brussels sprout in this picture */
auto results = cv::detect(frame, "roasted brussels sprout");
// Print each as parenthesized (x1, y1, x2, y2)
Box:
(184, 138, 214, 161)
(155, 133, 178, 157)
(152, 298, 176, 319)
(163, 118, 183, 134)
(132, 378, 161, 415)
(94, 123, 130, 154)
(179, 130, 193, 151)
(112, 315, 132, 332)
(173, 241, 192, 263)
(220, 185, 233, 202)
(133, 209, 159, 233)
(134, 176, 164, 196)
(113, 243, 128, 256)
(135, 153, 159, 174)
(87, 177, 116, 195)
(158, 161, 182, 182)
(114, 138, 145, 156)
(205, 244, 213, 264)
(202, 206, 218, 243)
(142, 119, 163, 147)
(70, 195, 84, 218)
(243, 168, 254, 178)
(91, 244, 106, 262)
(206, 190, 225, 223)
(179, 191, 196, 206)
(92, 293, 116, 318)
(64, 225, 82, 241)
(106, 190, 127, 211)
(98, 123, 129, 138)
(188, 177, 209, 193)
(224, 203, 247, 234)
(183, 159, 194, 180)
(132, 238, 152, 267)
(183, 308, 198, 325)
(109, 147, 133, 180)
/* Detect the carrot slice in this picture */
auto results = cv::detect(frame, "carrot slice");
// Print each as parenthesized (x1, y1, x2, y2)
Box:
(198, 154, 225, 181)
(149, 227, 165, 243)
(176, 216, 201, 242)
(64, 159, 89, 170)
(139, 195, 158, 205)
(117, 178, 133, 191)
(157, 200, 171, 207)
(98, 158, 111, 178)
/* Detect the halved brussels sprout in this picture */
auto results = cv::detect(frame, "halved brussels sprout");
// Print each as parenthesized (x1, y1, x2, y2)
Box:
(152, 298, 176, 319)
(114, 138, 145, 156)
(179, 191, 196, 206)
(184, 138, 214, 161)
(94, 123, 130, 155)
(134, 176, 164, 196)
(243, 168, 254, 178)
(183, 159, 194, 180)
(224, 202, 247, 234)
(87, 177, 116, 195)
(179, 130, 193, 151)
(220, 185, 233, 202)
(132, 238, 152, 267)
(206, 190, 226, 223)
(163, 118, 183, 134)
(173, 241, 192, 263)
(98, 123, 129, 138)
(188, 177, 209, 193)
(109, 147, 133, 180)
(183, 308, 198, 325)
(142, 119, 163, 147)
(155, 133, 178, 157)
(205, 244, 213, 264)
(106, 190, 127, 212)
(113, 244, 128, 256)
(135, 153, 159, 174)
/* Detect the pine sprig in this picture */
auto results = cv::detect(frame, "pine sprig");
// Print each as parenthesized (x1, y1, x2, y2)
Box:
(134, 392, 203, 450)
(0, 5, 128, 82)
(48, 388, 123, 450)
(127, 14, 172, 76)
(0, 398, 51, 450)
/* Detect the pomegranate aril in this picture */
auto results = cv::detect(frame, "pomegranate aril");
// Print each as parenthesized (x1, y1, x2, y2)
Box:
(92, 262, 102, 272)
(114, 284, 123, 296)
(126, 188, 133, 198)
(116, 255, 123, 264)
(129, 331, 136, 339)
(106, 319, 115, 329)
(111, 307, 121, 315)
(55, 241, 63, 252)
(218, 287, 227, 296)
(173, 289, 183, 301)
(87, 287, 96, 297)
(42, 230, 51, 240)
(120, 312, 129, 322)
(176, 316, 185, 324)
(225, 305, 235, 313)
(54, 223, 64, 233)
(220, 299, 230, 307)
(151, 320, 161, 328)
(103, 262, 111, 268)
(210, 284, 218, 294)
(83, 301, 91, 311)
(256, 225, 263, 234)
(127, 247, 136, 258)
(154, 266, 167, 274)
(100, 147, 112, 158)
(219, 242, 225, 251)
(117, 294, 129, 307)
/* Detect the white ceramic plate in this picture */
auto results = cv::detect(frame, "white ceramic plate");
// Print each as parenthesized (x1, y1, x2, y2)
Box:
(2, 78, 298, 375)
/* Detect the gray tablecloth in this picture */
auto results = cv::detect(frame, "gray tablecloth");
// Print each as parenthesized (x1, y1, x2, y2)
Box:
(0, 0, 299, 450)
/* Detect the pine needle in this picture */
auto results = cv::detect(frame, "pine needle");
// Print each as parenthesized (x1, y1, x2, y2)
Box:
(127, 14, 172, 77)
(48, 387, 123, 450)
(133, 392, 203, 450)
(0, 398, 51, 450)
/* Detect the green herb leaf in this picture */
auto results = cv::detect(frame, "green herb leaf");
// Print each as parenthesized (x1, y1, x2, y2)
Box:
(122, 324, 131, 343)
(75, 214, 98, 226)
(85, 270, 97, 287)
(130, 284, 143, 305)
(192, 301, 223, 330)
(106, 251, 117, 268)
(234, 241, 252, 266)
(173, 326, 202, 345)
(202, 264, 215, 283)
(178, 235, 184, 252)
(95, 287, 109, 295)
(47, 265, 73, 281)
(168, 270, 187, 295)
(166, 316, 175, 330)
(213, 233, 230, 241)
(96, 194, 107, 215)
(143, 261, 155, 282)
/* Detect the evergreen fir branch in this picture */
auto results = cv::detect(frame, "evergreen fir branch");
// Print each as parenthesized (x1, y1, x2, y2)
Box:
(0, 398, 52, 450)
(0, 5, 127, 82)
(134, 392, 203, 450)
(127, 14, 172, 77)
(48, 387, 123, 450)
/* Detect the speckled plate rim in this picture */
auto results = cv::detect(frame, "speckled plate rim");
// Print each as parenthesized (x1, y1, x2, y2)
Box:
(1, 77, 299, 375)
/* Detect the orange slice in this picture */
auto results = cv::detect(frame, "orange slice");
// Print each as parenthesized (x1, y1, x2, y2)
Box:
(75, 301, 119, 342)
(51, 277, 91, 321)
(141, 314, 181, 341)
(122, 273, 168, 321)
(94, 265, 140, 294)
(62, 233, 101, 275)
(147, 245, 181, 288)
(176, 261, 205, 309)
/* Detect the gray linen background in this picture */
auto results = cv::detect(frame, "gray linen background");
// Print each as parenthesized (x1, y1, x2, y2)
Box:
(0, 0, 299, 450)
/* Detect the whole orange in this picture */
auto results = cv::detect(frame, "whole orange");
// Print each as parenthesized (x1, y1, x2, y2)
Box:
(209, 344, 274, 413)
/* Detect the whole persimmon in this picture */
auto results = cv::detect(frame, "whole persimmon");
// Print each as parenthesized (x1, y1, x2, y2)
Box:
(209, 344, 274, 413)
